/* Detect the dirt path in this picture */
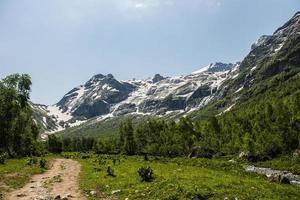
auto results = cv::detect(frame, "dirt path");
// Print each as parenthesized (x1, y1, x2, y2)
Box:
(5, 159, 87, 200)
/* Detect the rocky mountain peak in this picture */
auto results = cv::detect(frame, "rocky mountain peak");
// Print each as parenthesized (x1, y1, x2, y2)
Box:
(251, 35, 272, 50)
(85, 73, 117, 88)
(107, 74, 114, 79)
(152, 74, 166, 83)
(207, 62, 234, 73)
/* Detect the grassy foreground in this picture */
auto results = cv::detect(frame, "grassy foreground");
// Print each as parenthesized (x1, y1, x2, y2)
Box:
(74, 153, 300, 200)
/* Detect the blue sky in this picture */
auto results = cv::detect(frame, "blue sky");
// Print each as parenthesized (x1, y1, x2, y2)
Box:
(0, 0, 299, 105)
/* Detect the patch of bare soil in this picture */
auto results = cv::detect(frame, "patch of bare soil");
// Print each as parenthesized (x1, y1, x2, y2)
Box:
(5, 159, 87, 200)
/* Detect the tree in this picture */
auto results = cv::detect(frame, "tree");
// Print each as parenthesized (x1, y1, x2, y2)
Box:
(0, 74, 40, 157)
(120, 118, 136, 155)
(48, 135, 63, 154)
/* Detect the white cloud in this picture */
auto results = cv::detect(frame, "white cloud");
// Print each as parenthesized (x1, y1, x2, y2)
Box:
(135, 3, 146, 9)
(121, 0, 175, 10)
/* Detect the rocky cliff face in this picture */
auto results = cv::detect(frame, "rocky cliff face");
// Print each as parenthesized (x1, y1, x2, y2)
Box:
(241, 12, 300, 72)
(216, 11, 300, 102)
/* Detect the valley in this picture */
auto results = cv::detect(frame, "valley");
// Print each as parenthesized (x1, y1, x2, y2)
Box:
(0, 4, 299, 200)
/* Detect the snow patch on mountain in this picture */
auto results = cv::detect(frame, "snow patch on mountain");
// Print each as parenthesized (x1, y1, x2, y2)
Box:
(192, 64, 210, 74)
(47, 105, 73, 122)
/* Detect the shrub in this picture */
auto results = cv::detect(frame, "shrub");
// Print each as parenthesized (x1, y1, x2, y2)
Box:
(188, 146, 215, 159)
(81, 154, 90, 159)
(138, 166, 154, 182)
(62, 153, 71, 159)
(107, 166, 116, 177)
(39, 158, 47, 169)
(144, 154, 149, 161)
(0, 153, 7, 165)
(27, 157, 38, 165)
(98, 158, 106, 165)
(293, 154, 300, 164)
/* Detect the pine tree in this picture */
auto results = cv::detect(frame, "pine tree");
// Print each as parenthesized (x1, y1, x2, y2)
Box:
(120, 118, 136, 155)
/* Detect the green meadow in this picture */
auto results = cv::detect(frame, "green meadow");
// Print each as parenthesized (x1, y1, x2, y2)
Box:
(74, 154, 300, 200)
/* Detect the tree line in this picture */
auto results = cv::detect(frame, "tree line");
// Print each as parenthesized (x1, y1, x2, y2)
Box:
(1, 73, 299, 161)
(50, 74, 300, 160)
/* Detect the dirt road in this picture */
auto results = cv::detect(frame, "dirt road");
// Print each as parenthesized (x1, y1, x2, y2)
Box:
(6, 159, 87, 200)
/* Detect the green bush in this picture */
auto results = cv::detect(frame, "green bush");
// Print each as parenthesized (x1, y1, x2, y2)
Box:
(0, 153, 7, 165)
(292, 154, 300, 164)
(39, 158, 47, 169)
(27, 157, 38, 165)
(107, 166, 116, 177)
(98, 158, 106, 165)
(138, 166, 154, 182)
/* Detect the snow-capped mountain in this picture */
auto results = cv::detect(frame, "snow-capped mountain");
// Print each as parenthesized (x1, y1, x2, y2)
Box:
(36, 11, 300, 137)
(39, 62, 238, 134)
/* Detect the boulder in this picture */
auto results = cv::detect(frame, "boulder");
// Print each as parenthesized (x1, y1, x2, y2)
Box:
(90, 191, 97, 197)
(238, 151, 259, 162)
(238, 151, 250, 160)
(268, 174, 290, 184)
(293, 149, 300, 157)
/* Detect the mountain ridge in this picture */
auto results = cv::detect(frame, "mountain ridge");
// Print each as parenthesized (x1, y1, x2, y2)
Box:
(34, 11, 300, 139)
(34, 61, 238, 137)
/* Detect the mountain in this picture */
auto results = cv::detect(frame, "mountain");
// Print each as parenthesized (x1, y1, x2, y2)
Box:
(210, 11, 300, 111)
(35, 12, 300, 139)
(38, 62, 238, 135)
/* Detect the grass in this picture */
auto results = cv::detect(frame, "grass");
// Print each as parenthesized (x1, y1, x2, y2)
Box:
(75, 153, 300, 200)
(0, 156, 52, 195)
(1, 153, 299, 200)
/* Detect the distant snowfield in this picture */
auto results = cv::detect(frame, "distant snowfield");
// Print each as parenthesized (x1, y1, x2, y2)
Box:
(47, 105, 73, 122)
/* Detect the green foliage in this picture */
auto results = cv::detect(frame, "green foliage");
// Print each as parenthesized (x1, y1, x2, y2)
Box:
(137, 166, 154, 182)
(56, 114, 148, 139)
(0, 153, 7, 165)
(0, 74, 41, 157)
(120, 118, 137, 155)
(61, 136, 96, 152)
(39, 158, 47, 169)
(133, 117, 199, 157)
(106, 166, 116, 177)
(48, 135, 63, 154)
(26, 157, 38, 166)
